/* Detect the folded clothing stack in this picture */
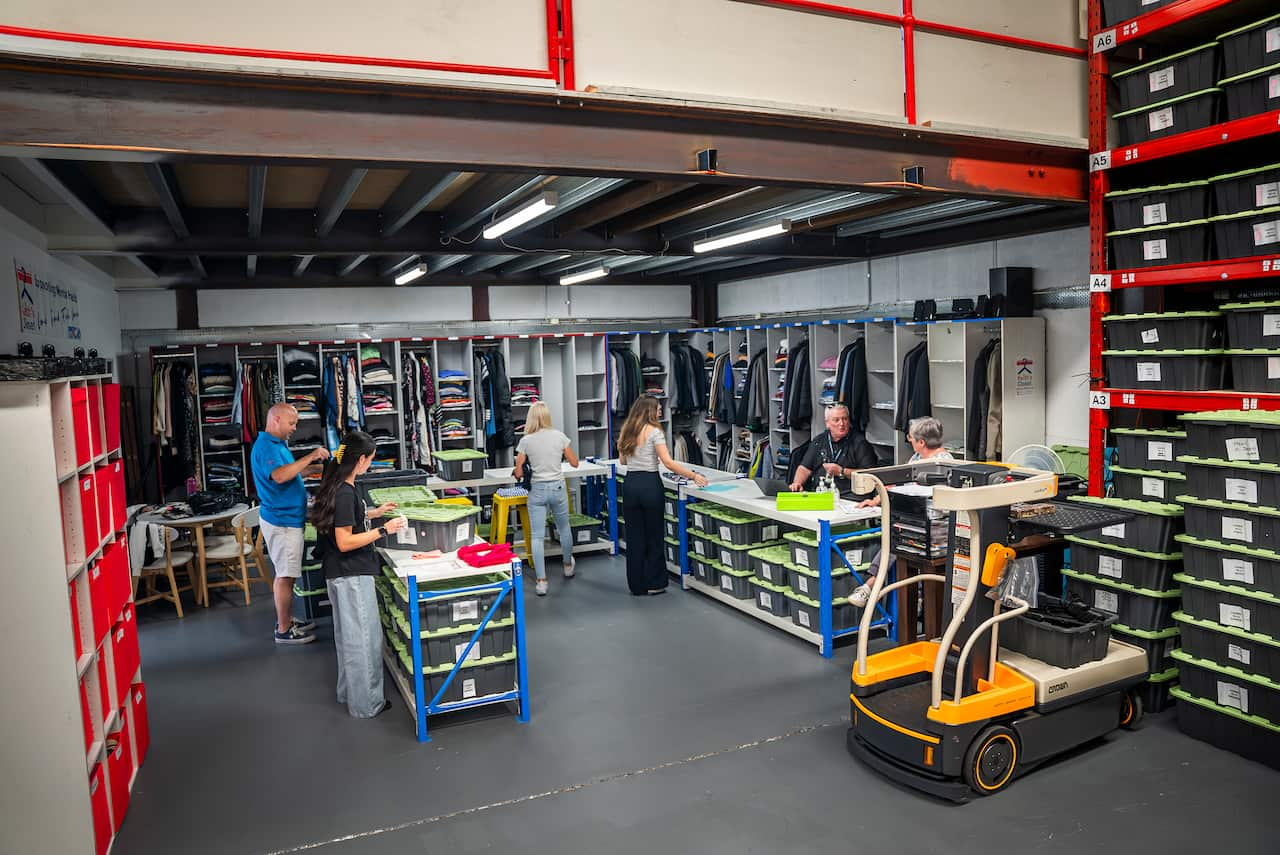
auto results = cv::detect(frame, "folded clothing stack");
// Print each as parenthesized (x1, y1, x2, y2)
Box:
(774, 340, 788, 369)
(360, 345, 394, 384)
(202, 397, 233, 424)
(439, 382, 470, 408)
(283, 349, 319, 386)
(290, 435, 324, 454)
(363, 390, 394, 412)
(820, 376, 836, 404)
(287, 391, 318, 413)
(200, 363, 234, 395)
(511, 382, 540, 405)
(369, 458, 396, 472)
(371, 428, 399, 447)
(207, 460, 242, 488)
(439, 417, 469, 438)
(819, 355, 838, 371)
(438, 368, 467, 381)
(580, 419, 602, 428)
(644, 380, 665, 397)
(641, 356, 665, 376)
(205, 434, 241, 451)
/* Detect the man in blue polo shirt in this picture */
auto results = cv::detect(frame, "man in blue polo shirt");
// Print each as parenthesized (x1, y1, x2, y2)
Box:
(252, 403, 330, 645)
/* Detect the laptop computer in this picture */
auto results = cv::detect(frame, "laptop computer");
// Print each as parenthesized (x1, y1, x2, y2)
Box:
(753, 478, 791, 496)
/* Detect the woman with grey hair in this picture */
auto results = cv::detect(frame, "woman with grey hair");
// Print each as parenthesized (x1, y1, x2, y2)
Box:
(906, 416, 954, 462)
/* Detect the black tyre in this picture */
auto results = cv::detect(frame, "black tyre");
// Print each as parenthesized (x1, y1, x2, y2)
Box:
(963, 725, 1019, 796)
(1120, 688, 1145, 729)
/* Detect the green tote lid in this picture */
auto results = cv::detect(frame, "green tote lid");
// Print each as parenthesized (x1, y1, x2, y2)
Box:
(566, 513, 600, 527)
(1218, 12, 1280, 41)
(1179, 409, 1280, 427)
(1065, 534, 1181, 561)
(395, 503, 481, 522)
(1177, 454, 1280, 474)
(1172, 647, 1280, 691)
(1111, 42, 1219, 79)
(1113, 622, 1180, 640)
(368, 485, 437, 506)
(719, 565, 752, 579)
(431, 448, 488, 461)
(1062, 567, 1181, 598)
(1171, 686, 1280, 733)
(1112, 87, 1221, 119)
(1176, 494, 1280, 518)
(749, 576, 790, 594)
(785, 589, 854, 609)
(1101, 348, 1224, 356)
(1220, 300, 1280, 310)
(1146, 666, 1180, 684)
(1069, 495, 1183, 517)
(663, 536, 679, 547)
(749, 544, 793, 563)
(1209, 205, 1280, 224)
(1104, 178, 1210, 196)
(1225, 348, 1280, 356)
(1103, 310, 1222, 321)
(1174, 572, 1280, 605)
(1175, 532, 1280, 562)
(1174, 609, 1280, 649)
(1110, 465, 1186, 480)
(1108, 427, 1186, 439)
(789, 562, 853, 579)
(1219, 62, 1280, 87)
(1106, 218, 1209, 237)
(783, 527, 877, 547)
(1209, 161, 1280, 184)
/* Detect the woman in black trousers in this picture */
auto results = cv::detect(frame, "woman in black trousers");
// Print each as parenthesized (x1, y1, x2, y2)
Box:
(617, 396, 708, 595)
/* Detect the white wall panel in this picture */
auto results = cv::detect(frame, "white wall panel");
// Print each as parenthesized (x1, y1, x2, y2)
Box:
(995, 227, 1089, 292)
(1043, 306, 1090, 448)
(197, 287, 472, 328)
(490, 286, 550, 321)
(913, 0, 1082, 45)
(897, 241, 997, 300)
(118, 290, 177, 330)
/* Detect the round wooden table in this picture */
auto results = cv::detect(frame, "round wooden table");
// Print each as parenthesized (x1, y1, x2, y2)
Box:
(137, 504, 250, 606)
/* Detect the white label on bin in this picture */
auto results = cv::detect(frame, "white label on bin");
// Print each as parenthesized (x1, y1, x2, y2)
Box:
(577, 530, 591, 543)
(762, 563, 774, 581)
(461, 460, 474, 473)
(1228, 643, 1253, 667)
(721, 550, 732, 566)
(1142, 477, 1166, 499)
(1269, 26, 1280, 53)
(1222, 557, 1255, 585)
(1098, 554, 1124, 579)
(759, 592, 772, 609)
(462, 678, 477, 700)
(1217, 681, 1249, 714)
(1147, 107, 1175, 133)
(1270, 74, 1280, 100)
(1148, 441, 1174, 462)
(694, 540, 705, 555)
(721, 575, 734, 592)
(1143, 204, 1169, 229)
(1226, 437, 1261, 462)
(1222, 516, 1254, 543)
(798, 609, 811, 628)
(798, 575, 810, 594)
(719, 525, 731, 541)
(845, 548, 864, 566)
(1220, 603, 1252, 631)
(1264, 315, 1280, 339)
(1270, 357, 1280, 380)
(1140, 327, 1161, 344)
(795, 549, 809, 568)
(452, 600, 479, 622)
(1142, 238, 1168, 261)
(1259, 182, 1280, 208)
(1102, 523, 1126, 538)
(1225, 477, 1260, 504)
(1095, 590, 1119, 613)
(454, 640, 481, 664)
(1148, 67, 1174, 94)
(456, 522, 469, 542)
(396, 525, 417, 546)
(762, 525, 778, 540)
(1137, 362, 1162, 382)
(1254, 220, 1280, 247)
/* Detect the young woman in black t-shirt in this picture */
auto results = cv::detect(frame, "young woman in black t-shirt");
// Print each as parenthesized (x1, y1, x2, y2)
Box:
(309, 430, 406, 719)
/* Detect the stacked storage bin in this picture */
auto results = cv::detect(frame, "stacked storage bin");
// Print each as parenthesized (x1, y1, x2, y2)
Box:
(662, 487, 680, 570)
(295, 523, 331, 621)
(1172, 410, 1280, 768)
(779, 528, 878, 632)
(1064, 496, 1184, 711)
(687, 505, 784, 601)
(1102, 311, 1226, 398)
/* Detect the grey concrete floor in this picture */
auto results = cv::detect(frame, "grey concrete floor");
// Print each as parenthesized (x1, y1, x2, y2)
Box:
(116, 554, 1275, 855)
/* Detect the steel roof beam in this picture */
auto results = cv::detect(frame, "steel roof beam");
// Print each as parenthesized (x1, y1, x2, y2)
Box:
(315, 167, 367, 237)
(381, 169, 462, 237)
(442, 173, 549, 238)
(554, 181, 693, 234)
(143, 163, 190, 239)
(609, 186, 765, 235)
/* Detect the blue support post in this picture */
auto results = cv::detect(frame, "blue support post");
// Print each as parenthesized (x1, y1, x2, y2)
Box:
(818, 519, 834, 658)
(677, 491, 692, 589)
(512, 557, 530, 723)
(408, 573, 429, 742)
(607, 463, 620, 555)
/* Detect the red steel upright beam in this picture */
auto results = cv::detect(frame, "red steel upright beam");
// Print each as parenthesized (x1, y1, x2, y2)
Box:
(560, 0, 576, 91)
(1087, 0, 1109, 497)
(901, 0, 918, 125)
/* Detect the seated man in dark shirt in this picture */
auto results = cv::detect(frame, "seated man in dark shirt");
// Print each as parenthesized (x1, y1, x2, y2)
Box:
(789, 404, 878, 491)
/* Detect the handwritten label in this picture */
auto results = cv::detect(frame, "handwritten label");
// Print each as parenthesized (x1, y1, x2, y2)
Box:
(1148, 67, 1175, 93)
(845, 548, 864, 566)
(577, 529, 591, 543)
(1267, 26, 1280, 54)
(1217, 681, 1249, 714)
(1147, 106, 1175, 133)
(1254, 220, 1280, 247)
(1142, 238, 1168, 261)
(1226, 437, 1261, 462)
(1148, 441, 1174, 462)
(1222, 516, 1254, 543)
(795, 549, 809, 568)
(719, 525, 731, 541)
(720, 575, 734, 592)
(452, 600, 479, 622)
(762, 524, 778, 540)
(1222, 557, 1255, 586)
(1095, 589, 1119, 613)
(1137, 362, 1162, 382)
(761, 563, 775, 582)
(1220, 603, 1252, 631)
(1141, 477, 1166, 499)
(721, 550, 733, 567)
(395, 525, 417, 546)
(797, 575, 810, 594)
(1258, 181, 1280, 208)
(1098, 554, 1124, 579)
(1102, 523, 1126, 538)
(1225, 477, 1260, 505)
(1140, 327, 1160, 344)
(1228, 643, 1253, 667)
(694, 540, 705, 555)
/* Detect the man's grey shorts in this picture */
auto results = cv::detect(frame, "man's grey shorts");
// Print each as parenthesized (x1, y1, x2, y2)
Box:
(260, 520, 304, 579)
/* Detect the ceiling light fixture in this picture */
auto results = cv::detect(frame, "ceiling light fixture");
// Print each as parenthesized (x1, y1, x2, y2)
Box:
(693, 219, 791, 254)
(560, 266, 608, 286)
(394, 264, 428, 285)
(483, 191, 559, 240)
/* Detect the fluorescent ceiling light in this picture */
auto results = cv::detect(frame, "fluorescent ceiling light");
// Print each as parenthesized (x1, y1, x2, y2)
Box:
(483, 192, 559, 240)
(560, 266, 608, 286)
(394, 264, 427, 285)
(693, 220, 791, 254)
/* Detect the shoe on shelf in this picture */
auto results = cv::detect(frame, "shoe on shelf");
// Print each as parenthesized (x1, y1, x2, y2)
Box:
(274, 626, 316, 645)
(535, 579, 549, 596)
(290, 617, 317, 633)
(848, 584, 872, 608)
(564, 560, 576, 579)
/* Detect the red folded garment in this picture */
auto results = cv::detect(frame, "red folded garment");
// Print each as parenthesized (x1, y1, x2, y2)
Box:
(458, 542, 516, 567)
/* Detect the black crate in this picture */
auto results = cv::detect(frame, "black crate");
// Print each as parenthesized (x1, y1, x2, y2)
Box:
(355, 469, 430, 506)
(751, 578, 792, 617)
(1001, 594, 1118, 668)
(1228, 349, 1280, 393)
(296, 585, 332, 621)
(1110, 465, 1186, 502)
(663, 538, 680, 568)
(1101, 0, 1177, 27)
(663, 515, 681, 541)
(1113, 43, 1220, 113)
(1176, 609, 1280, 682)
(393, 610, 514, 668)
(1107, 181, 1211, 233)
(717, 567, 754, 600)
(1110, 428, 1188, 472)
(1174, 686, 1280, 771)
(786, 564, 857, 601)
(1180, 409, 1280, 462)
(749, 544, 793, 588)
(787, 591, 859, 633)
(663, 491, 679, 518)
(713, 536, 763, 572)
(693, 555, 721, 589)
(702, 506, 772, 545)
(1107, 220, 1212, 268)
(405, 655, 518, 706)
(1211, 207, 1280, 260)
(1063, 568, 1181, 632)
(1070, 496, 1184, 553)
(550, 513, 604, 547)
(299, 566, 326, 592)
(1213, 164, 1280, 219)
(1177, 571, 1280, 639)
(1103, 312, 1223, 351)
(391, 577, 513, 632)
(1066, 536, 1182, 591)
(1181, 496, 1280, 551)
(1103, 351, 1227, 392)
(783, 528, 879, 573)
(430, 449, 488, 481)
(1222, 299, 1280, 348)
(689, 505, 711, 532)
(1183, 455, 1280, 508)
(1220, 62, 1280, 121)
(1219, 13, 1280, 78)
(689, 529, 716, 560)
(382, 505, 481, 553)
(1177, 534, 1280, 596)
(1113, 623, 1180, 673)
(1174, 648, 1280, 724)
(1140, 668, 1179, 713)
(1112, 88, 1219, 147)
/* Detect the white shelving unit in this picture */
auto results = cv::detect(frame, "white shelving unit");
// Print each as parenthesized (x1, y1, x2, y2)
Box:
(862, 319, 898, 462)
(894, 321, 929, 463)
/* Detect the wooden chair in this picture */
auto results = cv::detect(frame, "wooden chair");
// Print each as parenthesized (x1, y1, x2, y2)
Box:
(201, 507, 267, 606)
(134, 525, 194, 618)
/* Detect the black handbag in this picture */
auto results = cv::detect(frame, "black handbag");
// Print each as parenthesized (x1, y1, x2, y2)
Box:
(187, 490, 241, 515)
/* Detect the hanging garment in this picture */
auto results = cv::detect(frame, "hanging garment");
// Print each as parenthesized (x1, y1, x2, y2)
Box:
(986, 341, 1003, 461)
(783, 338, 812, 430)
(343, 356, 363, 428)
(735, 348, 770, 430)
(833, 339, 870, 432)
(967, 339, 999, 460)
(473, 348, 514, 455)
(894, 342, 931, 438)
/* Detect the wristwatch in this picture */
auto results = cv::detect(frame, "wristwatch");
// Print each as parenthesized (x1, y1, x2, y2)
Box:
(378, 525, 388, 537)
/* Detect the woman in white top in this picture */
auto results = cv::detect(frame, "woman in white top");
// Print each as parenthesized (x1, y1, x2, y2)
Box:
(617, 396, 707, 596)
(513, 402, 580, 597)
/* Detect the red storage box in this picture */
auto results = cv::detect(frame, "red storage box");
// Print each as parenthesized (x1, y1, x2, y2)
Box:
(78, 473, 99, 556)
(71, 387, 91, 467)
(103, 383, 121, 453)
(90, 762, 111, 855)
(103, 542, 129, 627)
(106, 724, 132, 831)
(88, 561, 111, 648)
(96, 655, 111, 721)
(70, 582, 83, 661)
(110, 460, 127, 533)
(80, 677, 93, 750)
(130, 681, 149, 764)
(86, 384, 102, 459)
(112, 606, 139, 701)
(94, 464, 112, 548)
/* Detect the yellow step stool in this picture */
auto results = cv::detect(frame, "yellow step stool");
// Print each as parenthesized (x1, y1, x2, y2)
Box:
(490, 493, 532, 560)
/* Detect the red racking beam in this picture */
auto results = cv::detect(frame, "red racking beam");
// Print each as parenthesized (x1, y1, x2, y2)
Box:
(1089, 0, 1244, 53)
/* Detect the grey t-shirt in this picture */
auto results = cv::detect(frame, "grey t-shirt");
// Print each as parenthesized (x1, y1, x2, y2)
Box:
(517, 429, 571, 483)
(625, 427, 666, 472)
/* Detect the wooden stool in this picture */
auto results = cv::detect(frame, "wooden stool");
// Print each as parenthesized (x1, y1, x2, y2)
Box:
(895, 554, 947, 644)
(490, 493, 533, 560)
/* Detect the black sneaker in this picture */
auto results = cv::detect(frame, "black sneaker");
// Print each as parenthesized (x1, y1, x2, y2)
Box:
(274, 626, 316, 645)
(290, 617, 317, 633)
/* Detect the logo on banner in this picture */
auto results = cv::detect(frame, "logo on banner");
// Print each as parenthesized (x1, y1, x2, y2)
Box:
(13, 259, 80, 340)
(1016, 358, 1035, 397)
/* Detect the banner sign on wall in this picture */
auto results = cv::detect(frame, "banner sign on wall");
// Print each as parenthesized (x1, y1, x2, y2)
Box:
(14, 259, 80, 340)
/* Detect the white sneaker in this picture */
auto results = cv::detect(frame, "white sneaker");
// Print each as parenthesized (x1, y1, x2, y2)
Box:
(535, 579, 549, 596)
(848, 584, 872, 608)
(564, 560, 576, 579)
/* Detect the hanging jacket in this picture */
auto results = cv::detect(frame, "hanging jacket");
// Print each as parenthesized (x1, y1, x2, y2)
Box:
(986, 341, 1003, 460)
(834, 339, 870, 432)
(783, 339, 812, 430)
(894, 342, 931, 437)
(967, 339, 998, 459)
(735, 348, 769, 430)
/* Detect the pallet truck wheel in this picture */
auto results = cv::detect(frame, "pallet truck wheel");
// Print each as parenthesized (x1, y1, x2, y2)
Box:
(963, 725, 1019, 796)
(1120, 688, 1144, 729)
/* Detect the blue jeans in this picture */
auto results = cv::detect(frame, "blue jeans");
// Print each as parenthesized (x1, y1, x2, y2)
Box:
(527, 479, 573, 580)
